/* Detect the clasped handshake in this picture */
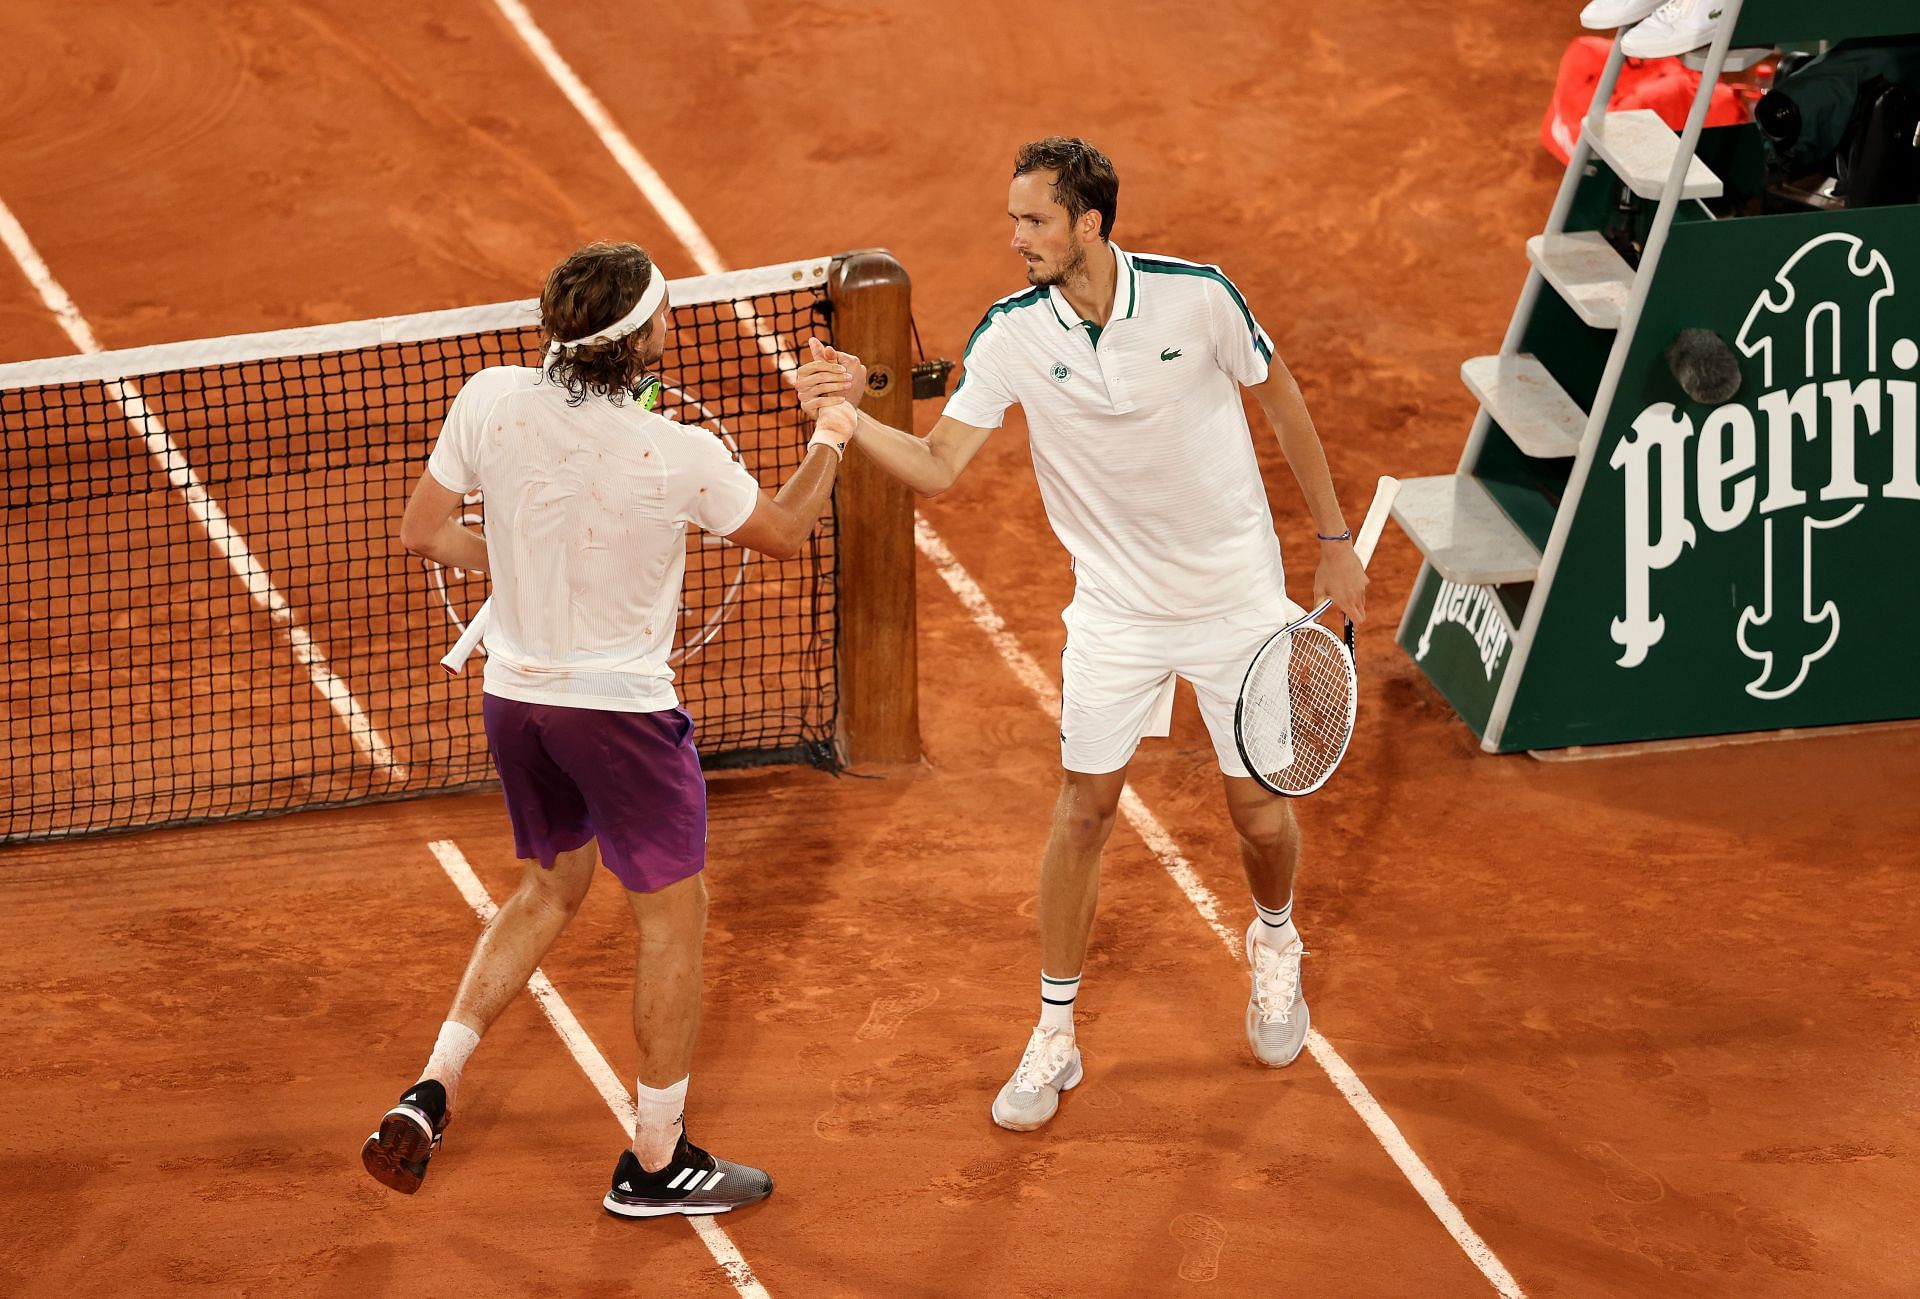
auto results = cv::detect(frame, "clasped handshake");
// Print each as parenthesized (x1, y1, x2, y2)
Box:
(792, 338, 869, 458)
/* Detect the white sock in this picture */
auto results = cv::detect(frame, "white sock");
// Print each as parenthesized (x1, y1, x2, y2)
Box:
(634, 1076, 689, 1170)
(1254, 896, 1299, 951)
(1039, 971, 1080, 1032)
(420, 1020, 481, 1099)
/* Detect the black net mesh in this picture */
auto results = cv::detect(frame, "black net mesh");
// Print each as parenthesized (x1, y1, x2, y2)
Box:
(0, 276, 838, 844)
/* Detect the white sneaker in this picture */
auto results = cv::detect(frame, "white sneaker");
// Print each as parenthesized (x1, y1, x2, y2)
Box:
(991, 1026, 1083, 1131)
(1620, 0, 1731, 59)
(1578, 0, 1663, 30)
(1245, 921, 1309, 1067)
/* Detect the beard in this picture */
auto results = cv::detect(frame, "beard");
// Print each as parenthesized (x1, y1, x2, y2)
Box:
(1025, 239, 1088, 287)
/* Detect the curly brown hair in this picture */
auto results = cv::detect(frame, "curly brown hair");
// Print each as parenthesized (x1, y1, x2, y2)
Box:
(538, 241, 657, 406)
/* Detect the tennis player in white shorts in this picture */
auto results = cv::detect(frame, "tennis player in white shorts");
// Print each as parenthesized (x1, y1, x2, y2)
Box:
(797, 137, 1369, 1132)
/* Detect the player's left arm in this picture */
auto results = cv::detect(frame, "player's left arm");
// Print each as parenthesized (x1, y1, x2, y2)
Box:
(400, 469, 489, 574)
(403, 375, 493, 573)
(1250, 363, 1368, 625)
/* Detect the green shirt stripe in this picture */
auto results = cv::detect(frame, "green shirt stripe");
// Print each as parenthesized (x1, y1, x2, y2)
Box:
(1132, 256, 1273, 362)
(952, 286, 1049, 401)
(961, 286, 1048, 360)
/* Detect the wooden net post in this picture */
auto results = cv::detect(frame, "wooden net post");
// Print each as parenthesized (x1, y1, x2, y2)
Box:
(828, 250, 920, 764)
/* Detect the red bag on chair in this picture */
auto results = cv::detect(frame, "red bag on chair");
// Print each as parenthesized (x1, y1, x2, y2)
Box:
(1542, 36, 1752, 164)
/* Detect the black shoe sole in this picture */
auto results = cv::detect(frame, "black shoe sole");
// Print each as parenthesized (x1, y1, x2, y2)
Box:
(601, 1186, 772, 1219)
(362, 1108, 437, 1195)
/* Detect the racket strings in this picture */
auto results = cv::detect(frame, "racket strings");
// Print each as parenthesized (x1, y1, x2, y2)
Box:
(1239, 623, 1357, 794)
(1280, 638, 1355, 780)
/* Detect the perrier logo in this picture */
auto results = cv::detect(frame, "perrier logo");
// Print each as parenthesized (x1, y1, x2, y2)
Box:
(1609, 233, 1919, 699)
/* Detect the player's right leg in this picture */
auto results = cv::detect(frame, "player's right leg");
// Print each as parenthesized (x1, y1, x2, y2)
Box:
(994, 765, 1131, 1132)
(601, 871, 770, 1218)
(995, 604, 1168, 1131)
(532, 703, 773, 1218)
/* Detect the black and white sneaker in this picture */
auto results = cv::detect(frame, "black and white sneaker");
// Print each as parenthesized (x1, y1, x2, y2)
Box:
(603, 1133, 773, 1218)
(361, 1080, 450, 1195)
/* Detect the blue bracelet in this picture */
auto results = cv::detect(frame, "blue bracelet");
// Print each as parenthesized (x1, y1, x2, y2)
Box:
(1317, 529, 1352, 542)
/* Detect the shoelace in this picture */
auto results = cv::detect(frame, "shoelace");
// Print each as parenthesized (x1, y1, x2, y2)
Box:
(1250, 941, 1306, 1025)
(1011, 1028, 1074, 1093)
(1651, 0, 1715, 23)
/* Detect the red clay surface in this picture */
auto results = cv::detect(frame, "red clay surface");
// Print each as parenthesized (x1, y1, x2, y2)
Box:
(3, 2, 1917, 1297)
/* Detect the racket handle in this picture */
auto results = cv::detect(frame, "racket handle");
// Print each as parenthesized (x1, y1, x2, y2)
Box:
(1353, 475, 1401, 570)
(440, 597, 492, 675)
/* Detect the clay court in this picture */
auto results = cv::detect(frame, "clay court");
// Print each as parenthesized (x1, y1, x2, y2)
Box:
(2, 2, 1917, 1296)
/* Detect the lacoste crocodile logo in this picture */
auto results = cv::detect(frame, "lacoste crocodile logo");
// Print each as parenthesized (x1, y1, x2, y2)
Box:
(1160, 348, 1182, 361)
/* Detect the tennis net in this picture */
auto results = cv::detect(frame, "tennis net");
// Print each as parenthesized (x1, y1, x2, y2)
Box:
(0, 256, 841, 844)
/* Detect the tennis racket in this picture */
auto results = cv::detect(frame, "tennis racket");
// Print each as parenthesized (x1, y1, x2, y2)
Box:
(1234, 475, 1400, 797)
(440, 597, 491, 675)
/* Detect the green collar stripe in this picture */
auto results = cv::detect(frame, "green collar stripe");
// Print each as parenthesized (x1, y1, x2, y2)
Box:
(962, 286, 1048, 359)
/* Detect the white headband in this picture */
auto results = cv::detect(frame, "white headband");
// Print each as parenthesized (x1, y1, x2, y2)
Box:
(546, 270, 668, 357)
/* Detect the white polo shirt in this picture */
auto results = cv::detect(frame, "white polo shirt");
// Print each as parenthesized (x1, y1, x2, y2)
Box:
(427, 365, 761, 712)
(943, 243, 1285, 624)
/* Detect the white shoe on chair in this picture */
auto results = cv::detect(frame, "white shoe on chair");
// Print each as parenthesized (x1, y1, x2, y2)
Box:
(1578, 0, 1664, 30)
(1620, 0, 1731, 59)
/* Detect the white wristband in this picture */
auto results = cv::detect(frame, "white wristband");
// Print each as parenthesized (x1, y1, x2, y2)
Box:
(808, 427, 851, 458)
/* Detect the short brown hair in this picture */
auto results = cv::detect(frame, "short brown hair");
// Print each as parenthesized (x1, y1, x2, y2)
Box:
(1013, 137, 1118, 240)
(539, 241, 656, 405)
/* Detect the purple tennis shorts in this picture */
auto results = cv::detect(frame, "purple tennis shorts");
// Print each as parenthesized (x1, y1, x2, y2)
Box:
(481, 693, 706, 894)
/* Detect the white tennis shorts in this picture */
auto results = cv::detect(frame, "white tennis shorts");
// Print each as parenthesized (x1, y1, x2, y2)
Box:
(1059, 594, 1306, 778)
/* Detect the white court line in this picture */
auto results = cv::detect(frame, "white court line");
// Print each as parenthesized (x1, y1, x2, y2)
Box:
(487, 0, 799, 379)
(0, 195, 406, 777)
(426, 841, 769, 1298)
(485, 0, 725, 274)
(484, 7, 1524, 1295)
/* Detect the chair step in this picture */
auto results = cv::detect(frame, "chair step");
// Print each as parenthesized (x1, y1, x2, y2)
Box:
(1526, 232, 1635, 330)
(1681, 46, 1776, 74)
(1391, 475, 1542, 586)
(1462, 354, 1586, 459)
(1585, 110, 1724, 201)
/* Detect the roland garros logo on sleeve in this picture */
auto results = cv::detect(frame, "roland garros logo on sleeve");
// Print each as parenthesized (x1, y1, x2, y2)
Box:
(1610, 233, 1919, 700)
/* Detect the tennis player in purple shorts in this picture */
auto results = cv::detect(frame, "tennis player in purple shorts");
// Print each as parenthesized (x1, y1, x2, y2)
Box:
(362, 240, 858, 1219)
